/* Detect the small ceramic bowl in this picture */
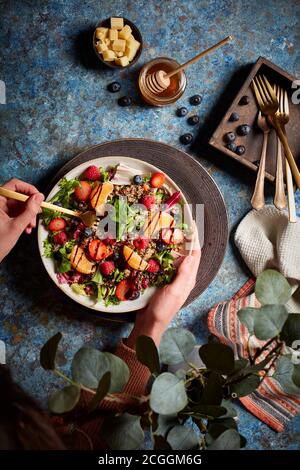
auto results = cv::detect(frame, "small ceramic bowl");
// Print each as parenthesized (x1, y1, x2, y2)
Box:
(93, 17, 143, 69)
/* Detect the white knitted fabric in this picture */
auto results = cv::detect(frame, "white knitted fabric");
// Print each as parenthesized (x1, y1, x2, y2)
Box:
(235, 205, 300, 312)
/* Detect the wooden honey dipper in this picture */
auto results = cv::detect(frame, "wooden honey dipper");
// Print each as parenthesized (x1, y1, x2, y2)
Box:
(146, 35, 233, 94)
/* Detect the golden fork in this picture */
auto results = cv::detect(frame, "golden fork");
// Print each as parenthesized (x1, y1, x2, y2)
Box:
(274, 85, 297, 222)
(0, 187, 97, 227)
(273, 85, 286, 210)
(252, 75, 300, 190)
(251, 111, 270, 210)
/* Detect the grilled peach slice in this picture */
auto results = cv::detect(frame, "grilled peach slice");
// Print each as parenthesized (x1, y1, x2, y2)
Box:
(162, 228, 184, 245)
(123, 245, 149, 271)
(90, 181, 114, 210)
(70, 245, 96, 274)
(143, 211, 174, 237)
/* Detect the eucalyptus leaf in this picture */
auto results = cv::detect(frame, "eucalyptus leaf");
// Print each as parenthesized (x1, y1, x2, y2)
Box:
(280, 314, 300, 346)
(136, 335, 160, 375)
(188, 404, 226, 418)
(103, 352, 130, 393)
(219, 400, 238, 418)
(292, 364, 300, 388)
(237, 308, 258, 335)
(88, 372, 111, 412)
(206, 418, 237, 445)
(230, 374, 261, 397)
(199, 371, 223, 405)
(255, 269, 292, 305)
(48, 385, 80, 414)
(71, 347, 110, 389)
(155, 414, 178, 438)
(153, 434, 172, 450)
(167, 425, 199, 450)
(199, 343, 234, 374)
(272, 356, 300, 395)
(207, 428, 241, 450)
(159, 328, 196, 365)
(103, 413, 144, 450)
(40, 332, 62, 370)
(253, 305, 288, 340)
(150, 372, 188, 415)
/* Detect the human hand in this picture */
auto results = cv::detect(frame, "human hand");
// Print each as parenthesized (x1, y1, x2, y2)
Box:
(0, 178, 44, 262)
(127, 226, 201, 347)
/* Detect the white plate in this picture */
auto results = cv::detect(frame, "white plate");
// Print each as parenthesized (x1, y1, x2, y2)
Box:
(37, 156, 193, 313)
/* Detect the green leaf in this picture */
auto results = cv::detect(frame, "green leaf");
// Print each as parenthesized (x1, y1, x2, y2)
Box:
(292, 364, 300, 388)
(219, 400, 238, 418)
(150, 372, 188, 415)
(159, 328, 196, 365)
(57, 257, 71, 273)
(88, 372, 111, 412)
(40, 332, 62, 370)
(207, 428, 241, 450)
(255, 269, 292, 305)
(280, 314, 300, 347)
(272, 356, 300, 395)
(237, 307, 258, 335)
(48, 385, 80, 414)
(153, 435, 172, 450)
(43, 238, 54, 258)
(136, 335, 160, 375)
(71, 347, 110, 389)
(91, 268, 103, 284)
(199, 343, 234, 374)
(199, 371, 223, 405)
(103, 413, 144, 450)
(231, 358, 249, 374)
(230, 374, 261, 397)
(155, 414, 178, 438)
(103, 352, 130, 393)
(167, 425, 199, 450)
(188, 404, 226, 418)
(206, 417, 237, 446)
(253, 305, 288, 340)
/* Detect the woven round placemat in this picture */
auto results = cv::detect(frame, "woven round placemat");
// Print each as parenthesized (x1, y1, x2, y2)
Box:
(45, 139, 228, 322)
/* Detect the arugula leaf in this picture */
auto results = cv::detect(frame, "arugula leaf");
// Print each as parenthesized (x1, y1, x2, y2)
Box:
(42, 208, 66, 226)
(101, 167, 110, 182)
(43, 238, 54, 258)
(91, 269, 103, 284)
(56, 240, 77, 273)
(58, 257, 71, 273)
(50, 177, 79, 208)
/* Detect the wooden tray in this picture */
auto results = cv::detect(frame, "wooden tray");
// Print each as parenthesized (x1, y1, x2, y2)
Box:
(45, 139, 228, 322)
(209, 57, 300, 183)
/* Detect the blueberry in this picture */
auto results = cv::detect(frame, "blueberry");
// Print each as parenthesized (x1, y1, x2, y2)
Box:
(176, 107, 188, 117)
(239, 95, 250, 105)
(112, 251, 120, 262)
(118, 96, 132, 107)
(129, 290, 140, 300)
(226, 142, 237, 152)
(107, 81, 121, 93)
(157, 241, 167, 252)
(187, 115, 200, 126)
(189, 94, 202, 105)
(133, 175, 143, 185)
(84, 227, 93, 237)
(229, 112, 239, 122)
(237, 124, 251, 136)
(53, 201, 63, 207)
(236, 145, 246, 155)
(180, 133, 193, 145)
(224, 132, 236, 143)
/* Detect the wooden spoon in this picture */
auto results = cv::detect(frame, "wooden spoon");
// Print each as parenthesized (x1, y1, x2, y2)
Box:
(0, 187, 96, 227)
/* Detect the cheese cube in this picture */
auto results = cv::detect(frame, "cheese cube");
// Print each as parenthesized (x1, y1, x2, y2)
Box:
(109, 28, 118, 41)
(125, 40, 140, 61)
(104, 38, 111, 46)
(96, 42, 108, 53)
(112, 39, 126, 52)
(115, 56, 129, 67)
(126, 36, 137, 47)
(116, 51, 124, 57)
(95, 27, 108, 40)
(103, 49, 116, 62)
(110, 17, 124, 30)
(119, 25, 132, 40)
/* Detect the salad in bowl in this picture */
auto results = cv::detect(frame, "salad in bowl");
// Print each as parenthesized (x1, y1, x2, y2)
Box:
(38, 157, 193, 313)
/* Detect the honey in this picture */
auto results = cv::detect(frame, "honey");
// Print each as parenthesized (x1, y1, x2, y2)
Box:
(139, 57, 187, 106)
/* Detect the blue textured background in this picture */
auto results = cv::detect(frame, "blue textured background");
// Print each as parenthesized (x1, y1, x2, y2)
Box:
(0, 0, 299, 449)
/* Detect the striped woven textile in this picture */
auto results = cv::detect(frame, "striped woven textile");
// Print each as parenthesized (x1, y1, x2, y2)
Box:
(208, 278, 300, 432)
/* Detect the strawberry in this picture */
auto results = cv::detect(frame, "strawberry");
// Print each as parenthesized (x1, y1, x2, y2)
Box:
(150, 172, 165, 188)
(82, 165, 101, 181)
(141, 195, 156, 210)
(147, 259, 160, 273)
(99, 261, 115, 276)
(53, 231, 68, 245)
(88, 239, 112, 261)
(102, 234, 116, 246)
(162, 228, 184, 245)
(133, 236, 149, 250)
(49, 217, 67, 232)
(116, 279, 133, 301)
(74, 181, 91, 202)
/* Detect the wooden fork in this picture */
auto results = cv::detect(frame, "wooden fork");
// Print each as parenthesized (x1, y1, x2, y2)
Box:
(252, 75, 300, 190)
(251, 111, 270, 210)
(0, 187, 97, 227)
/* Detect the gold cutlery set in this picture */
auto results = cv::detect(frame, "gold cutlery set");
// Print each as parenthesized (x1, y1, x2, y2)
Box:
(251, 75, 299, 222)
